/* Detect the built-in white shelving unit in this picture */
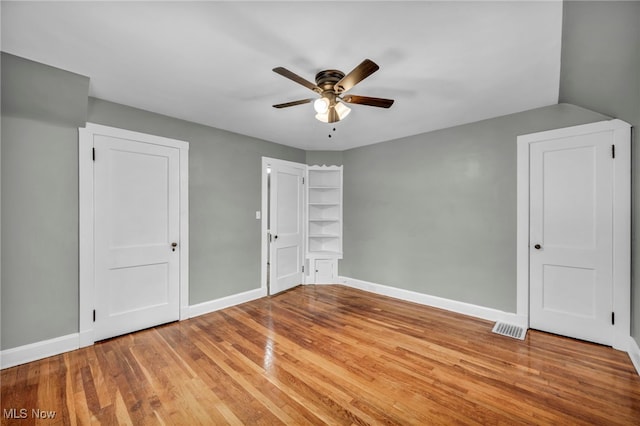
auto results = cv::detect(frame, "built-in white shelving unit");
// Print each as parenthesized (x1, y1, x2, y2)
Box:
(307, 165, 343, 283)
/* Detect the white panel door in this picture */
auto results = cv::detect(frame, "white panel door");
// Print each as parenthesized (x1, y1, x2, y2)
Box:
(529, 131, 613, 345)
(94, 135, 180, 341)
(269, 163, 305, 294)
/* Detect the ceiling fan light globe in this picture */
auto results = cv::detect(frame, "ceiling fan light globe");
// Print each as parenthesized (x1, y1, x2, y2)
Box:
(315, 111, 329, 123)
(313, 97, 329, 114)
(335, 101, 351, 120)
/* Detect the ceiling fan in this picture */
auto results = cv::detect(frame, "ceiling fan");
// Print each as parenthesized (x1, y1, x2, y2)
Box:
(272, 59, 394, 123)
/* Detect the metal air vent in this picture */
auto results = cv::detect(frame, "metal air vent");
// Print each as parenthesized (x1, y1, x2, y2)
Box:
(492, 322, 527, 340)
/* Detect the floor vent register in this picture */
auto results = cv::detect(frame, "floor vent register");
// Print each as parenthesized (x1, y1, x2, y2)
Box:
(492, 322, 527, 340)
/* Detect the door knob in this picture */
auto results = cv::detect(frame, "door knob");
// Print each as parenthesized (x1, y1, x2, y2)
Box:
(534, 244, 542, 250)
(171, 242, 178, 252)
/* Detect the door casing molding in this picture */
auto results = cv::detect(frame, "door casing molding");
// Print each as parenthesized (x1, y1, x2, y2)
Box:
(78, 123, 189, 347)
(516, 119, 631, 350)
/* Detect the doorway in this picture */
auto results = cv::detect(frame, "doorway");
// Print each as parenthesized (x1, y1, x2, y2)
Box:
(516, 119, 630, 350)
(261, 157, 306, 295)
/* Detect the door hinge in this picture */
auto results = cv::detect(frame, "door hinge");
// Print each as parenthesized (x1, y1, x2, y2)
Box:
(611, 312, 615, 325)
(302, 177, 305, 185)
(302, 265, 305, 273)
(92, 147, 96, 161)
(93, 309, 96, 322)
(611, 144, 615, 159)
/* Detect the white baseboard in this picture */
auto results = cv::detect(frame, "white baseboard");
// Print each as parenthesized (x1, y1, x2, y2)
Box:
(188, 287, 267, 318)
(1, 288, 267, 369)
(338, 276, 527, 328)
(1, 333, 79, 369)
(5, 284, 635, 377)
(628, 337, 640, 376)
(78, 330, 94, 349)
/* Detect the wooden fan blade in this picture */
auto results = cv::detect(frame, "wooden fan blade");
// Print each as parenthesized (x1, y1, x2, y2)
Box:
(273, 99, 314, 109)
(334, 59, 379, 93)
(342, 95, 394, 108)
(273, 67, 321, 93)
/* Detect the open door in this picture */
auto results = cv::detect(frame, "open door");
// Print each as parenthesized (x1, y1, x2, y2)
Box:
(263, 158, 306, 295)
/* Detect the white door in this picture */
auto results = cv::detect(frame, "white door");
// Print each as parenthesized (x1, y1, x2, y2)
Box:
(269, 162, 305, 294)
(529, 131, 613, 345)
(94, 135, 181, 340)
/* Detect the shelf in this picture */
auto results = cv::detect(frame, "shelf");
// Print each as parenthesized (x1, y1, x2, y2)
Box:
(308, 251, 342, 257)
(307, 165, 343, 274)
(308, 169, 341, 187)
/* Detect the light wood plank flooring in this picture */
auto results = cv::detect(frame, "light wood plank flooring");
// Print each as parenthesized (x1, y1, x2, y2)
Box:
(2, 285, 640, 425)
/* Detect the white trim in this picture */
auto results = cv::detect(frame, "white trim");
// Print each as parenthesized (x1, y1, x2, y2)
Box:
(78, 123, 189, 347)
(628, 337, 640, 376)
(179, 139, 190, 320)
(188, 288, 267, 318)
(82, 123, 189, 150)
(338, 276, 527, 328)
(1, 285, 265, 368)
(2, 285, 266, 369)
(78, 127, 94, 348)
(1, 333, 79, 369)
(515, 125, 531, 325)
(516, 119, 631, 350)
(611, 121, 632, 350)
(260, 158, 269, 295)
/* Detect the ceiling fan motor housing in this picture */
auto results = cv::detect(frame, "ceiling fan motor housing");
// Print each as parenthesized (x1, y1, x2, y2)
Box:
(315, 70, 345, 92)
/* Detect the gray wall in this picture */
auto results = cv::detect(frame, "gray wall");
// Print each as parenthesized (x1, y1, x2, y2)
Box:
(87, 98, 305, 305)
(558, 1, 640, 339)
(0, 54, 304, 350)
(340, 104, 608, 312)
(306, 150, 343, 166)
(1, 53, 88, 349)
(1, 53, 89, 127)
(1, 117, 79, 348)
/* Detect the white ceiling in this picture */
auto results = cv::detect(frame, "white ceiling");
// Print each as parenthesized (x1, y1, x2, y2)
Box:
(1, 1, 563, 151)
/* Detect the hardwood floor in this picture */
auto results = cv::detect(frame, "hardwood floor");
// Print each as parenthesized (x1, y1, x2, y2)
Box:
(2, 285, 640, 425)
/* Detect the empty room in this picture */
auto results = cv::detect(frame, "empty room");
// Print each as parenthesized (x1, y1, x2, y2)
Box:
(1, 1, 640, 424)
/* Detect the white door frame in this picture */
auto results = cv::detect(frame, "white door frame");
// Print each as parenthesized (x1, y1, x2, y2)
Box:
(261, 157, 307, 294)
(79, 123, 189, 347)
(516, 119, 631, 350)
